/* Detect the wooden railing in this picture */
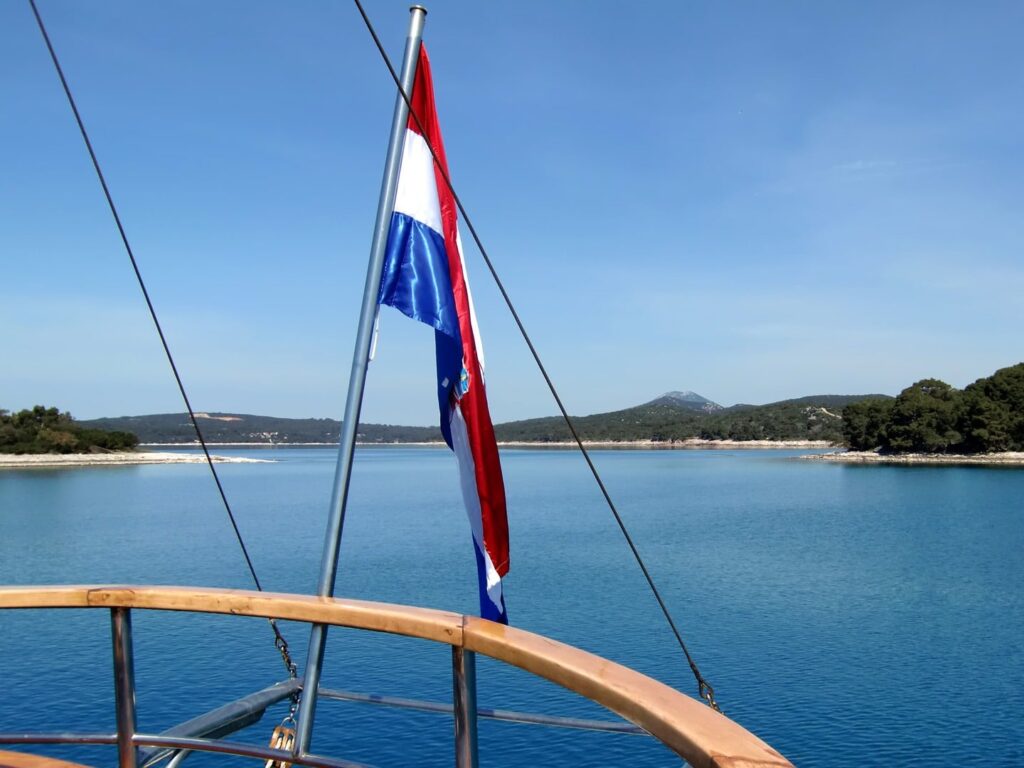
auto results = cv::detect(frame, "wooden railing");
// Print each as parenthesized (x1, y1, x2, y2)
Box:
(0, 586, 793, 768)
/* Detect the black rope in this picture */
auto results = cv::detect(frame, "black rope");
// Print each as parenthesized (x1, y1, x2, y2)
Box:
(28, 0, 297, 680)
(352, 1, 720, 711)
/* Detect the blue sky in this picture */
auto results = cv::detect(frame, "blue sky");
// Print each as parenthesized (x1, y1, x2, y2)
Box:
(2, 1, 1022, 424)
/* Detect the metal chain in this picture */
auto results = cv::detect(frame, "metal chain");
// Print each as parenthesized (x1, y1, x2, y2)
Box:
(270, 618, 301, 717)
(270, 619, 299, 678)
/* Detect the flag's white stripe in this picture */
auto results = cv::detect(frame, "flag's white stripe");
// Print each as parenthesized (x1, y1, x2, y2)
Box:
(397, 131, 486, 375)
(449, 404, 504, 608)
(454, 229, 486, 375)
(394, 130, 444, 237)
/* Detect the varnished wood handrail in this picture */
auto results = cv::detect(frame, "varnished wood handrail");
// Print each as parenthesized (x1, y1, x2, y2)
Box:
(0, 750, 95, 768)
(0, 586, 792, 768)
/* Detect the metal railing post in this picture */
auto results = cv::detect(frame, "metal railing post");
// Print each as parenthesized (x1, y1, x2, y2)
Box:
(110, 607, 138, 768)
(452, 647, 478, 768)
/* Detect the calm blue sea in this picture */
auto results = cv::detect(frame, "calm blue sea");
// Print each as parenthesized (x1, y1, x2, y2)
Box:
(1, 447, 1022, 767)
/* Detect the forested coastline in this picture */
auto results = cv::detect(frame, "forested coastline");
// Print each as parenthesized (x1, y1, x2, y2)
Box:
(0, 406, 139, 454)
(13, 363, 1020, 455)
(81, 397, 875, 445)
(842, 363, 1024, 454)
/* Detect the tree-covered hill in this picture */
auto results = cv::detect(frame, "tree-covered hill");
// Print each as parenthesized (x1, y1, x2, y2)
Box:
(842, 363, 1024, 454)
(698, 401, 847, 441)
(79, 412, 440, 444)
(79, 391, 895, 446)
(1, 406, 139, 454)
(744, 394, 889, 410)
(493, 394, 889, 443)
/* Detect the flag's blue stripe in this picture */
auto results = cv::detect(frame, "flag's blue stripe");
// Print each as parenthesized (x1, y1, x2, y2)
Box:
(380, 211, 463, 447)
(379, 212, 460, 341)
(472, 537, 508, 624)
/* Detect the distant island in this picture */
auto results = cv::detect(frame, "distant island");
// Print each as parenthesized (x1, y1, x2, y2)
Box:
(9, 362, 1020, 464)
(77, 391, 884, 446)
(0, 406, 268, 468)
(491, 391, 871, 444)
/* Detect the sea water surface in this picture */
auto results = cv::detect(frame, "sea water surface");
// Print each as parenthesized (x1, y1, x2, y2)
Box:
(1, 447, 1022, 767)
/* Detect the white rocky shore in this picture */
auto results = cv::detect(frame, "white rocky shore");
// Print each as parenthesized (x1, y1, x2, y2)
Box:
(801, 450, 1024, 466)
(495, 438, 835, 449)
(0, 452, 273, 469)
(176, 439, 835, 450)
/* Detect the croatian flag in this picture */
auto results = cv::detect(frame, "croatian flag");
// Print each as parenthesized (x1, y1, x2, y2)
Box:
(377, 45, 510, 624)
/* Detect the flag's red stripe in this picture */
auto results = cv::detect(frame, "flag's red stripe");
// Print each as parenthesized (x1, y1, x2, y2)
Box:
(409, 45, 510, 575)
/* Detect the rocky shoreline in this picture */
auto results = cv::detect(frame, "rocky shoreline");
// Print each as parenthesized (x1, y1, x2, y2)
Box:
(0, 452, 273, 469)
(144, 439, 837, 450)
(492, 438, 836, 449)
(801, 450, 1024, 466)
(7, 446, 1020, 470)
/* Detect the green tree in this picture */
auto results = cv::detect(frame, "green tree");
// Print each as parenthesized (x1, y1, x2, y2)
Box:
(960, 363, 1024, 452)
(0, 405, 139, 454)
(886, 379, 964, 453)
(842, 398, 894, 450)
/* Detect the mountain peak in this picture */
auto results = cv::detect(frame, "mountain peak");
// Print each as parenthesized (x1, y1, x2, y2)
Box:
(662, 390, 707, 402)
(647, 391, 723, 412)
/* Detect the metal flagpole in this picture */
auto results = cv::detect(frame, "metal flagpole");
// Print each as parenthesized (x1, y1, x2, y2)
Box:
(294, 5, 427, 755)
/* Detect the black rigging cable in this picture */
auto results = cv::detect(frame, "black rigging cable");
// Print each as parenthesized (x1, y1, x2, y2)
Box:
(352, 0, 720, 711)
(27, 0, 297, 682)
